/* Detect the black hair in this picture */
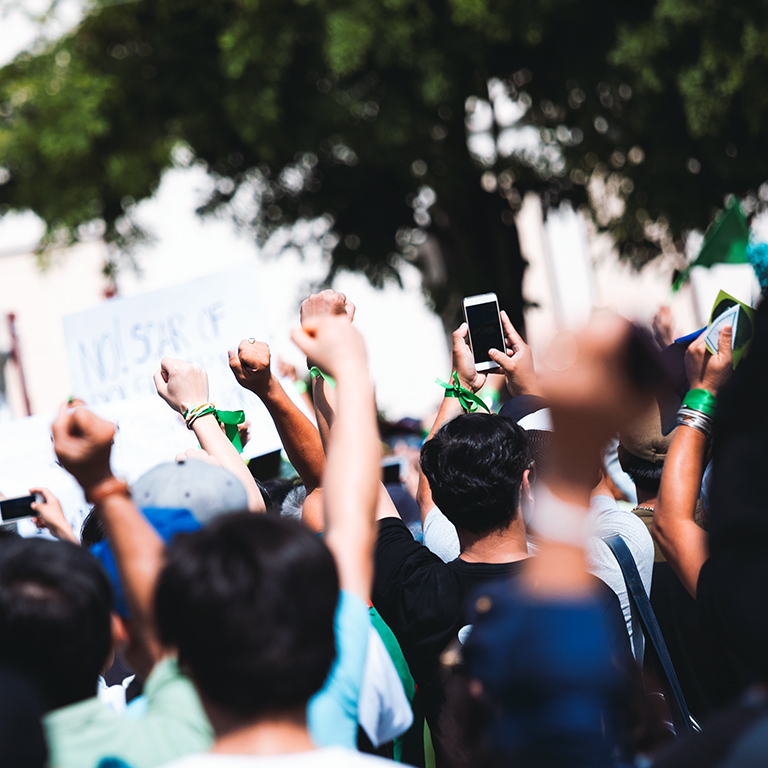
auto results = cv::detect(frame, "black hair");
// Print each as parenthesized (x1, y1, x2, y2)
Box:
(0, 538, 113, 711)
(420, 414, 530, 534)
(156, 512, 339, 720)
(616, 444, 663, 495)
(0, 667, 48, 768)
(80, 508, 106, 547)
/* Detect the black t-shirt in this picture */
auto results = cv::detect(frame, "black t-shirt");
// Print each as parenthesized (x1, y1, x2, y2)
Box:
(372, 517, 528, 742)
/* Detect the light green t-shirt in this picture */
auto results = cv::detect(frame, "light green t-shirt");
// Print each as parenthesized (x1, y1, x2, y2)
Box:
(44, 656, 214, 768)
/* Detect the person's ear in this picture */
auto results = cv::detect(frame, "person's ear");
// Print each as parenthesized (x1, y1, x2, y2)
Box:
(111, 612, 129, 655)
(521, 468, 534, 504)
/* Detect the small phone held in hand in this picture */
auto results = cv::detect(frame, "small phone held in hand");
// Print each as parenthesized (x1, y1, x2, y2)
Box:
(0, 493, 41, 524)
(462, 293, 505, 372)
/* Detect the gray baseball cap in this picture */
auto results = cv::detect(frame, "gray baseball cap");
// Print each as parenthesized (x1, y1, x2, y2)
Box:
(131, 460, 249, 525)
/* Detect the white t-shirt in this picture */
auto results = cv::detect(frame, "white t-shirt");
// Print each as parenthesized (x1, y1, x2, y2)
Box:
(422, 494, 654, 660)
(160, 746, 398, 767)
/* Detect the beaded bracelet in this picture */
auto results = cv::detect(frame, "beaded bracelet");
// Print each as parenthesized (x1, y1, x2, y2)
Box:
(184, 402, 217, 429)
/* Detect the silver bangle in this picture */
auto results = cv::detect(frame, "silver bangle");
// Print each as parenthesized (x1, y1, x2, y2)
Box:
(676, 406, 714, 440)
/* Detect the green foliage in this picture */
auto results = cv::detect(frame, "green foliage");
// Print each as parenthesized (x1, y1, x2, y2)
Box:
(1, 0, 768, 321)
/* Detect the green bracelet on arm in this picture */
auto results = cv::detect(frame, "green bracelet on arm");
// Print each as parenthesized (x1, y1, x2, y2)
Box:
(682, 388, 717, 418)
(216, 409, 246, 453)
(436, 371, 491, 414)
(309, 366, 336, 389)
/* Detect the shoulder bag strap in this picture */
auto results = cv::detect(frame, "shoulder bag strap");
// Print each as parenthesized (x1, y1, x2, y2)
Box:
(602, 533, 699, 736)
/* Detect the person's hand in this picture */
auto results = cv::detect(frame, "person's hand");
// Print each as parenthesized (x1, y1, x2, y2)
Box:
(452, 323, 487, 393)
(488, 310, 541, 397)
(30, 487, 77, 542)
(300, 290, 356, 325)
(228, 340, 272, 397)
(153, 358, 209, 415)
(51, 405, 116, 494)
(276, 356, 299, 382)
(653, 305, 675, 349)
(291, 315, 367, 380)
(174, 448, 223, 467)
(539, 313, 655, 448)
(685, 326, 733, 396)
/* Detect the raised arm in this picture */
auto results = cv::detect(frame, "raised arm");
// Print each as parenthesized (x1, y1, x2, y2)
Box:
(229, 339, 325, 493)
(51, 406, 166, 670)
(531, 314, 657, 596)
(153, 358, 265, 513)
(291, 315, 380, 602)
(416, 322, 485, 526)
(653, 326, 732, 598)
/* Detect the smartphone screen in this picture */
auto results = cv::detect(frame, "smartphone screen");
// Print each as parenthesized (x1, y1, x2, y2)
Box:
(465, 302, 505, 364)
(0, 495, 37, 524)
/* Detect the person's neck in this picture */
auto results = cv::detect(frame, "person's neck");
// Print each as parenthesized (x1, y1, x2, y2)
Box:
(209, 706, 315, 756)
(458, 513, 529, 563)
(635, 488, 658, 508)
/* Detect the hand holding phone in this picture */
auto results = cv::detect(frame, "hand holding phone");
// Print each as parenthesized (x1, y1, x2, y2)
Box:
(0, 493, 42, 524)
(462, 293, 506, 373)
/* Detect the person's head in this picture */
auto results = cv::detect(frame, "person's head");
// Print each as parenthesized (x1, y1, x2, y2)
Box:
(155, 512, 339, 726)
(616, 445, 664, 495)
(80, 508, 105, 547)
(618, 403, 673, 496)
(420, 413, 530, 534)
(0, 538, 113, 711)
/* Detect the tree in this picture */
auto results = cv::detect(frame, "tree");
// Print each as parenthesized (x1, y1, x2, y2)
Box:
(1, 0, 768, 332)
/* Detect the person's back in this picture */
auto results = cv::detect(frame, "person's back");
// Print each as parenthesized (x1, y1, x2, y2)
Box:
(372, 413, 532, 750)
(155, 513, 392, 768)
(0, 537, 212, 768)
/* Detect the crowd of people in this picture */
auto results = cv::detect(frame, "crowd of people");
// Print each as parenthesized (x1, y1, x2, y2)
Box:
(1, 286, 767, 768)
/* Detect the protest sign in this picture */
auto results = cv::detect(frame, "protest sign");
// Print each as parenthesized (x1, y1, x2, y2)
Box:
(61, 266, 309, 459)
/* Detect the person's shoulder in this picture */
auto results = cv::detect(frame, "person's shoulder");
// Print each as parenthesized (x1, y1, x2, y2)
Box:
(316, 746, 402, 766)
(589, 495, 653, 545)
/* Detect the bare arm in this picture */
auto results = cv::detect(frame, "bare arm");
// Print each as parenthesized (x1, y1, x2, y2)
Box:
(154, 357, 265, 513)
(291, 316, 380, 602)
(417, 322, 487, 527)
(652, 425, 709, 597)
(529, 314, 656, 597)
(229, 340, 325, 493)
(51, 406, 166, 671)
(653, 325, 733, 598)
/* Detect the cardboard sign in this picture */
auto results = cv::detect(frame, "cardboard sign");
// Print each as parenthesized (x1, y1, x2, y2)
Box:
(62, 266, 308, 459)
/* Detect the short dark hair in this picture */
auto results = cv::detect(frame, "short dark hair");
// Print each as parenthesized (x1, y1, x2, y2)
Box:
(617, 444, 663, 494)
(0, 538, 113, 711)
(80, 508, 106, 547)
(156, 513, 339, 719)
(420, 414, 530, 534)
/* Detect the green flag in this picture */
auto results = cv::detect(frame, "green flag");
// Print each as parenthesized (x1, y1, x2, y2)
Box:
(672, 200, 749, 292)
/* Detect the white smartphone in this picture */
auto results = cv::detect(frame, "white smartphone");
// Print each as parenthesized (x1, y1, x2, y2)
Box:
(462, 293, 506, 372)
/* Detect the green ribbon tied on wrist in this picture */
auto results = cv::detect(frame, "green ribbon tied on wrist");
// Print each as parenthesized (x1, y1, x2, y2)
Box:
(436, 371, 491, 414)
(682, 388, 717, 418)
(216, 409, 246, 453)
(309, 366, 336, 389)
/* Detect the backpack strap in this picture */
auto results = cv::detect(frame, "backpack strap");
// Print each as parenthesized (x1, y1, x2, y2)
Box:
(602, 534, 699, 736)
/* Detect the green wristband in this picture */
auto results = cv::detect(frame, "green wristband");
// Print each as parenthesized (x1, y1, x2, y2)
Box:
(682, 388, 717, 418)
(436, 372, 491, 414)
(309, 367, 336, 389)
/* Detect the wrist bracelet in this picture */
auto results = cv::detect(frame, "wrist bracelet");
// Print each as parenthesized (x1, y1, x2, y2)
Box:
(86, 477, 130, 505)
(436, 371, 491, 414)
(309, 367, 336, 389)
(682, 388, 717, 418)
(676, 405, 714, 440)
(183, 403, 217, 429)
